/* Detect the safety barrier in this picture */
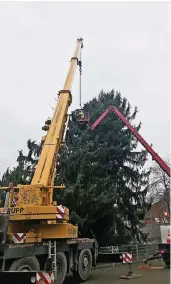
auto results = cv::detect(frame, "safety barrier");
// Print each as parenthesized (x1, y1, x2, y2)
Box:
(99, 244, 165, 266)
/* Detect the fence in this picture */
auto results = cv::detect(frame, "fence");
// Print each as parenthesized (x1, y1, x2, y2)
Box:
(99, 244, 159, 262)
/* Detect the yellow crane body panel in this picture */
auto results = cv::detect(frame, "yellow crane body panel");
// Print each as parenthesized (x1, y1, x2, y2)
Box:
(0, 205, 69, 221)
(7, 223, 78, 243)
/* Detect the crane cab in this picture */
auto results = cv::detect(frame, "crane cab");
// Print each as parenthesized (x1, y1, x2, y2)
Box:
(75, 109, 90, 129)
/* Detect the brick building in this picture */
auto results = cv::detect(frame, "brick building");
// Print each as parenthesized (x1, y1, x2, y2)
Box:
(145, 199, 170, 225)
(143, 196, 170, 243)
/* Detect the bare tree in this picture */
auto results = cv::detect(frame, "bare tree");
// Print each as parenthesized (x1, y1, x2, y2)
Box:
(147, 158, 170, 216)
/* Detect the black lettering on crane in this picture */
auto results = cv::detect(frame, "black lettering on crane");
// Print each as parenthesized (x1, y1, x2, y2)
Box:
(20, 208, 24, 213)
(11, 208, 15, 214)
(5, 207, 24, 214)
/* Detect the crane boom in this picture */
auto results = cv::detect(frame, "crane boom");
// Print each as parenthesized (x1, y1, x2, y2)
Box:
(0, 38, 84, 242)
(90, 105, 170, 177)
(32, 38, 83, 187)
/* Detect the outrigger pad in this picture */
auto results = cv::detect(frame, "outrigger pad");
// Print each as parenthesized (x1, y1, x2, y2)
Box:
(119, 273, 142, 279)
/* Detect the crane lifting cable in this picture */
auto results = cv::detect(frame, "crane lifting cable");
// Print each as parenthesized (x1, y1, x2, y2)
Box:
(75, 42, 90, 129)
(79, 48, 82, 108)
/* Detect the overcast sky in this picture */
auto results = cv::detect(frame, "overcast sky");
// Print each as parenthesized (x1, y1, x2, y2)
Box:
(0, 1, 170, 175)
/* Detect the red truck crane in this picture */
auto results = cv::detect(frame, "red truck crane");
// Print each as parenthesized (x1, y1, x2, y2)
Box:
(89, 105, 170, 177)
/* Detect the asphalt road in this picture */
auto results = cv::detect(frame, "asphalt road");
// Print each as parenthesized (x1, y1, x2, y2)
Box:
(64, 264, 170, 284)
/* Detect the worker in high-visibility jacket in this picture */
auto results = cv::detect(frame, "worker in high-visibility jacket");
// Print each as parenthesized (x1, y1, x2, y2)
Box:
(79, 110, 84, 119)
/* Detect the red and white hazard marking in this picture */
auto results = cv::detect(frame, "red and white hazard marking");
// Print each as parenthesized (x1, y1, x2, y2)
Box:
(12, 233, 26, 244)
(36, 272, 54, 284)
(56, 205, 65, 219)
(122, 253, 132, 264)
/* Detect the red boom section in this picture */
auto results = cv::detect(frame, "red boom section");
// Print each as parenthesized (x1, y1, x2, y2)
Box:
(90, 105, 170, 177)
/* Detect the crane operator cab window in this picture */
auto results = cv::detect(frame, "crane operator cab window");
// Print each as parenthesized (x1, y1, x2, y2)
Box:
(75, 109, 90, 130)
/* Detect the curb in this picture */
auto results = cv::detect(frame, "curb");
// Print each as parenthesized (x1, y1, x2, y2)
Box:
(93, 262, 126, 271)
(93, 263, 115, 270)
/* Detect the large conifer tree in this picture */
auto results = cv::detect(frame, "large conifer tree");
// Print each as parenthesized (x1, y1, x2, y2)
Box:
(55, 90, 150, 244)
(0, 90, 151, 244)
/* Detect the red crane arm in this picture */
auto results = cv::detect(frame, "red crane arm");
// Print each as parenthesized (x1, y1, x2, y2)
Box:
(90, 105, 170, 177)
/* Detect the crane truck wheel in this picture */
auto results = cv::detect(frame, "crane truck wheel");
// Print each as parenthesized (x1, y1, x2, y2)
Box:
(54, 252, 67, 284)
(73, 249, 92, 282)
(9, 256, 40, 271)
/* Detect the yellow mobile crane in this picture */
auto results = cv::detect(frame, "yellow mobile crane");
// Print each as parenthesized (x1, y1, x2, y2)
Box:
(0, 38, 96, 284)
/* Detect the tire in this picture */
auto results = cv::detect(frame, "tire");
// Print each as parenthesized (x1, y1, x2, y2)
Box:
(73, 249, 92, 282)
(9, 256, 40, 271)
(56, 252, 67, 284)
(95, 240, 99, 260)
